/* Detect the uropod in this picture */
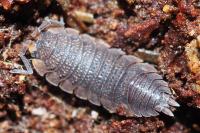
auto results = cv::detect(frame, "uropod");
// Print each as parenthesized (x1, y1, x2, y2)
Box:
(10, 19, 179, 117)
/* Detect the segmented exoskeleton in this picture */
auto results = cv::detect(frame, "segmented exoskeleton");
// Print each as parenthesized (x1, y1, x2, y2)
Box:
(10, 20, 179, 117)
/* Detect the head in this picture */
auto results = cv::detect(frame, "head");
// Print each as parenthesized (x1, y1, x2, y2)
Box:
(28, 19, 65, 59)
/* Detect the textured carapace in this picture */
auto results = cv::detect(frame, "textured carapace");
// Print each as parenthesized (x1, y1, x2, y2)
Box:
(16, 20, 179, 117)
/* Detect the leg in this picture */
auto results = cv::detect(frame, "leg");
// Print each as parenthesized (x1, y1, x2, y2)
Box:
(10, 48, 33, 75)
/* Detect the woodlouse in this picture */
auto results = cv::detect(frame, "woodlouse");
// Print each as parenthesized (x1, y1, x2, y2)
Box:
(10, 19, 179, 117)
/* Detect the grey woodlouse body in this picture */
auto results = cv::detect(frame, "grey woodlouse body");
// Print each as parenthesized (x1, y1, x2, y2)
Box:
(11, 20, 179, 117)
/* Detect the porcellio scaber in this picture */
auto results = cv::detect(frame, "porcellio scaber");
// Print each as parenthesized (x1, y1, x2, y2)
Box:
(10, 20, 179, 117)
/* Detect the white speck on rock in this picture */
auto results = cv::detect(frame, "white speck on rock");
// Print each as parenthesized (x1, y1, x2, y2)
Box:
(32, 107, 47, 116)
(72, 109, 78, 118)
(91, 110, 98, 119)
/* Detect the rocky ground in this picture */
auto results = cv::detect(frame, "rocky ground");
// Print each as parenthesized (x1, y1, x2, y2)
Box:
(0, 0, 200, 132)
